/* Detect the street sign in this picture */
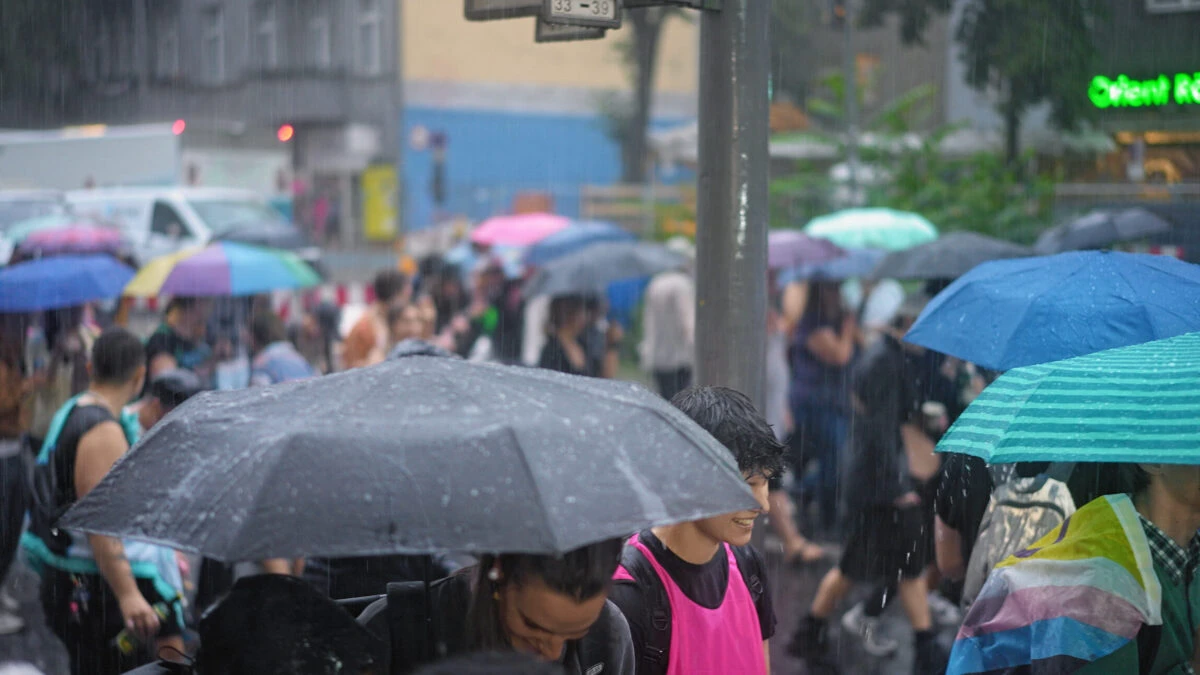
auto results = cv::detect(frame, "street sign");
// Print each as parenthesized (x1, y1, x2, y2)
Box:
(543, 0, 621, 29)
(464, 0, 541, 21)
(624, 0, 722, 9)
(535, 16, 607, 41)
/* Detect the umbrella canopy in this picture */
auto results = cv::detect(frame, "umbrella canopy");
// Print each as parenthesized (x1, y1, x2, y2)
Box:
(870, 232, 1032, 281)
(3, 214, 79, 244)
(803, 208, 938, 251)
(124, 241, 321, 297)
(1034, 207, 1173, 255)
(778, 248, 886, 285)
(524, 221, 636, 266)
(768, 229, 845, 270)
(937, 332, 1200, 464)
(0, 254, 135, 312)
(523, 241, 684, 298)
(61, 357, 757, 560)
(469, 213, 570, 248)
(905, 251, 1200, 371)
(17, 224, 123, 257)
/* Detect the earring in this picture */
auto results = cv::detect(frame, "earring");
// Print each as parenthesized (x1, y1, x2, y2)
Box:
(487, 567, 500, 582)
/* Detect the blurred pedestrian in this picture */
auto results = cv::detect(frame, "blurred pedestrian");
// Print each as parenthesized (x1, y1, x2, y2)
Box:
(344, 271, 410, 369)
(358, 539, 634, 674)
(538, 296, 591, 377)
(248, 311, 316, 387)
(387, 303, 425, 352)
(0, 313, 35, 636)
(144, 297, 214, 387)
(581, 296, 621, 380)
(291, 302, 340, 375)
(610, 387, 780, 674)
(639, 238, 694, 400)
(412, 652, 566, 674)
(27, 306, 96, 449)
(22, 328, 185, 675)
(127, 370, 203, 433)
(788, 296, 945, 673)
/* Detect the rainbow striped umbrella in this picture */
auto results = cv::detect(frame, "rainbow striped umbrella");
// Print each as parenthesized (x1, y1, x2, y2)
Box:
(124, 242, 320, 297)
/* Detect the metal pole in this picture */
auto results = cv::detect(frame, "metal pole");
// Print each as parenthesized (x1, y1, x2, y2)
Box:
(843, 1, 860, 201)
(695, 0, 770, 409)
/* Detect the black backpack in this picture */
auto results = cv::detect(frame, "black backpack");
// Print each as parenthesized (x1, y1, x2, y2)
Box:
(614, 544, 765, 672)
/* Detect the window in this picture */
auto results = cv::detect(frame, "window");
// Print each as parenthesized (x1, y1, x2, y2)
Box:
(1146, 0, 1200, 13)
(356, 0, 381, 75)
(253, 0, 278, 70)
(155, 13, 180, 79)
(151, 203, 187, 239)
(308, 10, 332, 69)
(201, 6, 225, 82)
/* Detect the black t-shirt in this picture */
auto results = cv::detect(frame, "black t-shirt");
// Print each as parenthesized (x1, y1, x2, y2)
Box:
(934, 453, 993, 564)
(51, 404, 116, 508)
(538, 337, 590, 377)
(608, 530, 776, 675)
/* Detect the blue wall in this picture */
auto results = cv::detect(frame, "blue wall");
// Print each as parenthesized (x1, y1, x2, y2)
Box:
(402, 106, 691, 230)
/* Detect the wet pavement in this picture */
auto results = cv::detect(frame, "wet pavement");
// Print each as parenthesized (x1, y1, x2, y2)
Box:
(0, 534, 955, 674)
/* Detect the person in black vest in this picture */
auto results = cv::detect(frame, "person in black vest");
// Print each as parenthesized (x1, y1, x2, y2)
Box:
(358, 539, 634, 675)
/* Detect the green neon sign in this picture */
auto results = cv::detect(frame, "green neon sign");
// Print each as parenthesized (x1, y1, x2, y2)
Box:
(1089, 72, 1200, 109)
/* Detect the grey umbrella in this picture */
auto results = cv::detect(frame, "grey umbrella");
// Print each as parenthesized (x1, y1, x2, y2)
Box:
(523, 241, 684, 297)
(1034, 207, 1173, 254)
(871, 232, 1032, 280)
(61, 357, 755, 561)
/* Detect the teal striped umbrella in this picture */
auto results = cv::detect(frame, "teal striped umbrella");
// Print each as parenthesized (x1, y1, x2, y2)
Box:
(938, 331, 1200, 464)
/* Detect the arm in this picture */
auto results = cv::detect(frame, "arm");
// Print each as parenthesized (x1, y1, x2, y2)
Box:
(764, 641, 771, 674)
(76, 422, 161, 641)
(935, 515, 966, 581)
(148, 352, 178, 380)
(260, 558, 305, 576)
(341, 320, 375, 369)
(602, 324, 623, 380)
(781, 282, 808, 333)
(902, 423, 940, 483)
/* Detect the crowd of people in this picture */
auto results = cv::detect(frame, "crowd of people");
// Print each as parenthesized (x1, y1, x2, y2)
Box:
(2, 240, 1200, 675)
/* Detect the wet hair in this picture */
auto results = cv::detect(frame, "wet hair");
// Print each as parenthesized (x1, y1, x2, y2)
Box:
(250, 311, 287, 348)
(670, 386, 786, 480)
(91, 328, 144, 386)
(165, 296, 201, 315)
(412, 651, 564, 675)
(547, 295, 587, 333)
(466, 537, 624, 651)
(805, 281, 845, 326)
(374, 270, 410, 304)
(1122, 463, 1153, 496)
(149, 369, 203, 411)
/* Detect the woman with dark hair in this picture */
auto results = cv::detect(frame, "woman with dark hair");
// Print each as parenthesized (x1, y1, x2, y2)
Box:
(788, 281, 857, 532)
(537, 295, 591, 377)
(359, 538, 634, 674)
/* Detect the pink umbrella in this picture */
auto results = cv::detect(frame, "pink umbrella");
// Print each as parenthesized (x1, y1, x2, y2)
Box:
(18, 224, 124, 257)
(470, 213, 570, 247)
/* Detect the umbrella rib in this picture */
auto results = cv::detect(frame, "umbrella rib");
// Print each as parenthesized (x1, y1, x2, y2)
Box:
(500, 423, 559, 554)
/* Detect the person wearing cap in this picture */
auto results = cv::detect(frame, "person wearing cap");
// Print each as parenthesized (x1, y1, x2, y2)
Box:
(788, 293, 947, 674)
(639, 237, 695, 400)
(127, 369, 203, 433)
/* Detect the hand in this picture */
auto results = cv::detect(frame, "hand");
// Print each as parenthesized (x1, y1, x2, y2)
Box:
(118, 591, 161, 642)
(894, 491, 921, 508)
(450, 315, 470, 334)
(606, 323, 624, 347)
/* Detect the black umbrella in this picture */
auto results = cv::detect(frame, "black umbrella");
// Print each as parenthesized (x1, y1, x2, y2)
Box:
(61, 357, 755, 561)
(870, 232, 1032, 280)
(523, 241, 684, 297)
(1034, 207, 1173, 254)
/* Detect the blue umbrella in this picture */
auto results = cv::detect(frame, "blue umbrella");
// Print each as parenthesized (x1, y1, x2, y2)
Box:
(524, 221, 636, 266)
(0, 254, 135, 312)
(778, 248, 886, 286)
(905, 250, 1200, 371)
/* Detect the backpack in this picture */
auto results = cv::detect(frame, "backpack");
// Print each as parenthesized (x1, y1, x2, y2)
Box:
(961, 463, 1077, 611)
(615, 544, 765, 673)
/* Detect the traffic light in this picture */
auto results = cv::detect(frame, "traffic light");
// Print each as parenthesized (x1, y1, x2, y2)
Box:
(830, 0, 847, 28)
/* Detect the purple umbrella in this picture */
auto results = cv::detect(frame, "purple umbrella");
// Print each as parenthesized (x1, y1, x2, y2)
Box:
(768, 230, 845, 269)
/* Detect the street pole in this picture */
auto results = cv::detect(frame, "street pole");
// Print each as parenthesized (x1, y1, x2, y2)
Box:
(843, 0, 860, 202)
(695, 0, 770, 409)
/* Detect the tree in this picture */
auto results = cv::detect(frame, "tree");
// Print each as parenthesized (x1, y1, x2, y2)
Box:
(605, 7, 684, 184)
(860, 0, 1099, 163)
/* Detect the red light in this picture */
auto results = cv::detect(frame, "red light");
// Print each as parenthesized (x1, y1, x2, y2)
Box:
(277, 124, 295, 142)
(172, 119, 186, 135)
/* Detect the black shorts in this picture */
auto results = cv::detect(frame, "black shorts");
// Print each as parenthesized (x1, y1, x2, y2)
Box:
(838, 504, 929, 583)
(41, 568, 184, 675)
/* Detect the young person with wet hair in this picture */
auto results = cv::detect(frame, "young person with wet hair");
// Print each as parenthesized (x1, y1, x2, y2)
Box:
(359, 537, 634, 674)
(609, 386, 781, 674)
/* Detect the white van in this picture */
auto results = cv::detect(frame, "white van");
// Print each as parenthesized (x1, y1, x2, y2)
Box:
(65, 187, 321, 269)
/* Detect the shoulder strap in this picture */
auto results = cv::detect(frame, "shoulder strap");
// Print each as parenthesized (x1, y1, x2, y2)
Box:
(731, 545, 766, 604)
(618, 545, 671, 671)
(36, 394, 83, 464)
(386, 581, 433, 674)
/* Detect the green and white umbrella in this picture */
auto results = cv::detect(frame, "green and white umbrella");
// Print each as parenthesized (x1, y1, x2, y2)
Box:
(937, 331, 1200, 464)
(803, 208, 938, 251)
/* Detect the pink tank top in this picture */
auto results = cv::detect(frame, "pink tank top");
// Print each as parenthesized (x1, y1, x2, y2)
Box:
(614, 533, 766, 675)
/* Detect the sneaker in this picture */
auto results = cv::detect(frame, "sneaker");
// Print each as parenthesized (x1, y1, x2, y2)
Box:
(0, 610, 25, 635)
(928, 591, 963, 628)
(840, 602, 900, 657)
(787, 615, 833, 663)
(0, 589, 18, 613)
